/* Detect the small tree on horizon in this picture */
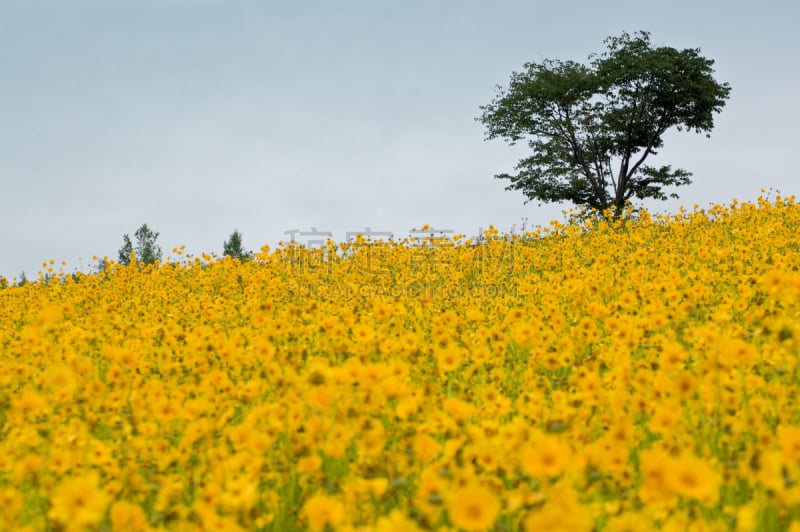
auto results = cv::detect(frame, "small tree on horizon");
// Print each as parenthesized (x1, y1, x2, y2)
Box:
(118, 224, 163, 266)
(223, 230, 253, 261)
(478, 31, 731, 215)
(95, 256, 109, 273)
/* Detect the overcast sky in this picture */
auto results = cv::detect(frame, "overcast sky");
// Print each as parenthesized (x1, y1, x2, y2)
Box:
(1, 0, 797, 280)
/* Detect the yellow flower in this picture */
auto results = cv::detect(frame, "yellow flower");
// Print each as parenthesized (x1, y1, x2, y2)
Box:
(110, 501, 149, 531)
(735, 502, 758, 532)
(373, 299, 394, 321)
(448, 484, 500, 531)
(297, 453, 322, 475)
(435, 344, 464, 372)
(443, 396, 476, 422)
(465, 307, 486, 322)
(605, 511, 657, 532)
(648, 402, 680, 435)
(49, 472, 110, 531)
(522, 480, 594, 531)
(0, 487, 24, 529)
(3, 196, 800, 530)
(778, 424, 800, 463)
(43, 364, 77, 398)
(658, 341, 687, 371)
(413, 432, 441, 463)
(375, 509, 422, 532)
(11, 388, 48, 418)
(221, 475, 259, 513)
(303, 493, 345, 532)
(638, 448, 675, 505)
(672, 371, 697, 399)
(665, 454, 721, 506)
(574, 316, 601, 343)
(719, 337, 758, 368)
(519, 434, 571, 479)
(351, 322, 376, 343)
(510, 322, 538, 348)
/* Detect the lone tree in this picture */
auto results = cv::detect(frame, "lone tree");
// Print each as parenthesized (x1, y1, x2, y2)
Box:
(118, 223, 163, 266)
(222, 230, 252, 261)
(478, 31, 731, 215)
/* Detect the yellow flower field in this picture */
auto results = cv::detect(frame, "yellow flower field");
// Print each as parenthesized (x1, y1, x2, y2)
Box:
(1, 196, 799, 531)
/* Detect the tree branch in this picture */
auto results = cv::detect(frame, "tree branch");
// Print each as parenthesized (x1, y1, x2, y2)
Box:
(560, 106, 607, 203)
(625, 114, 670, 181)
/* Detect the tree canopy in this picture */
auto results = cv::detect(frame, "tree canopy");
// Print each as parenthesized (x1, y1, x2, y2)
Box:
(118, 224, 163, 266)
(223, 230, 252, 261)
(478, 31, 731, 215)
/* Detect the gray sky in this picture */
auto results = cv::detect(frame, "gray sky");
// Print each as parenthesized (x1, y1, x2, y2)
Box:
(1, 0, 797, 280)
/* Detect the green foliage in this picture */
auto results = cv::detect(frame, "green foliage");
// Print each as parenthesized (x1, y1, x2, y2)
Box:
(95, 257, 109, 274)
(223, 230, 253, 261)
(118, 224, 163, 266)
(118, 235, 133, 266)
(478, 31, 731, 215)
